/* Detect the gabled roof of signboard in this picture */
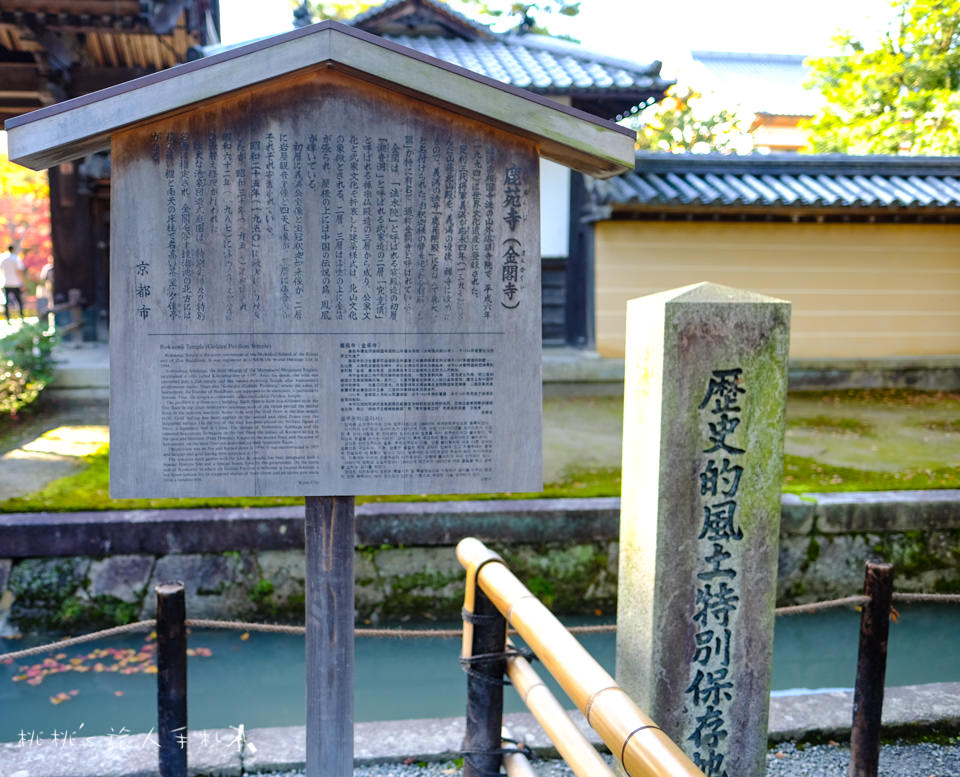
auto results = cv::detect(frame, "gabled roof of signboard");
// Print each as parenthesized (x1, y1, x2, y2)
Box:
(4, 20, 635, 178)
(587, 152, 960, 219)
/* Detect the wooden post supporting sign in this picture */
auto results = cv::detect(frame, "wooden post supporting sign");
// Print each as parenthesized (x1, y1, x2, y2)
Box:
(305, 496, 356, 777)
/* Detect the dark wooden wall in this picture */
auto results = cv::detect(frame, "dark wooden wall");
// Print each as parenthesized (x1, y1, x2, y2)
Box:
(48, 162, 110, 320)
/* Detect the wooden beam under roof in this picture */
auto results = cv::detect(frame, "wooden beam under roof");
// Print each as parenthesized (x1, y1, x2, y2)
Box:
(0, 61, 41, 90)
(0, 1, 143, 16)
(0, 97, 46, 122)
(70, 65, 150, 93)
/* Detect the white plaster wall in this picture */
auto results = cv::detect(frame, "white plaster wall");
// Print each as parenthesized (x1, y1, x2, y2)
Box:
(539, 158, 570, 258)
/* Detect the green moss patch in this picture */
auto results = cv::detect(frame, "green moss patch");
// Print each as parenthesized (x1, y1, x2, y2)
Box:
(0, 448, 625, 512)
(919, 419, 960, 433)
(58, 594, 141, 631)
(3, 445, 959, 513)
(2, 388, 959, 512)
(782, 454, 960, 493)
(789, 415, 874, 435)
(0, 446, 305, 513)
(791, 388, 960, 407)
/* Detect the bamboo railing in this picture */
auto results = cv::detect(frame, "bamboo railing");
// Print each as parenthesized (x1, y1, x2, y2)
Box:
(457, 537, 705, 777)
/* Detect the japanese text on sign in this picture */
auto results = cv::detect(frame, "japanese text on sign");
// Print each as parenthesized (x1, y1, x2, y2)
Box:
(686, 368, 746, 777)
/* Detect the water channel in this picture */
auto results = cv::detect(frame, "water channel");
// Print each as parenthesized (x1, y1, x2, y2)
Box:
(0, 604, 956, 742)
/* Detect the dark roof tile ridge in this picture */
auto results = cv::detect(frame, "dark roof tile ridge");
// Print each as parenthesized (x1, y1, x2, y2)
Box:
(499, 32, 666, 77)
(632, 151, 960, 177)
(348, 0, 494, 38)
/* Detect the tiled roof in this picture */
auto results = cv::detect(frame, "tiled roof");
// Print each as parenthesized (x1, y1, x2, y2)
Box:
(380, 32, 669, 100)
(350, 0, 493, 37)
(201, 0, 670, 118)
(589, 153, 960, 214)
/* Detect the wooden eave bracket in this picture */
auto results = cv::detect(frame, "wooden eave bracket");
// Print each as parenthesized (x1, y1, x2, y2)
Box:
(5, 20, 635, 178)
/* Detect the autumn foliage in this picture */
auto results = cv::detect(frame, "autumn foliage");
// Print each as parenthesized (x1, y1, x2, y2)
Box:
(0, 149, 52, 284)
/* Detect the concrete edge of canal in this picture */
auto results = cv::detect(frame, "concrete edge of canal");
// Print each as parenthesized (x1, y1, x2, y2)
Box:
(2, 682, 959, 776)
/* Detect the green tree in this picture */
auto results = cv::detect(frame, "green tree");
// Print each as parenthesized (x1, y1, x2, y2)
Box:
(803, 0, 960, 154)
(631, 85, 753, 154)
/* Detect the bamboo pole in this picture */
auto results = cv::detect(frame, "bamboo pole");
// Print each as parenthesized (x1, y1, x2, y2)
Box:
(502, 726, 538, 777)
(505, 640, 615, 777)
(461, 542, 508, 777)
(457, 538, 704, 777)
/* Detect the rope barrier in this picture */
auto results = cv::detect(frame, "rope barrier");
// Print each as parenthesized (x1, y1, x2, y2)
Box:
(774, 595, 870, 616)
(893, 592, 960, 604)
(185, 618, 305, 635)
(0, 620, 154, 662)
(1, 591, 957, 663)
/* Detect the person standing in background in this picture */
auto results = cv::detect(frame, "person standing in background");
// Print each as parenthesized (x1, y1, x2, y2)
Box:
(38, 258, 54, 304)
(1, 245, 25, 321)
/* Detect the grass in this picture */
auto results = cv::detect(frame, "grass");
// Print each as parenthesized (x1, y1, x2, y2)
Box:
(788, 415, 874, 435)
(782, 455, 960, 492)
(792, 388, 960, 407)
(1, 446, 957, 514)
(920, 419, 960, 433)
(1, 387, 957, 512)
(0, 447, 625, 513)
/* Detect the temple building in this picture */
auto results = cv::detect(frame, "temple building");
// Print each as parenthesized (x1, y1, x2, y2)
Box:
(1, 0, 219, 325)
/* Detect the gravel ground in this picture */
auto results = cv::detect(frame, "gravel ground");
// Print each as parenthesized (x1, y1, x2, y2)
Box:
(249, 742, 960, 777)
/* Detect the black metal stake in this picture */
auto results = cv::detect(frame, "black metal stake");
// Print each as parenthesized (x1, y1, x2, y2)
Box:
(305, 495, 356, 777)
(156, 581, 187, 777)
(462, 585, 508, 777)
(849, 561, 894, 777)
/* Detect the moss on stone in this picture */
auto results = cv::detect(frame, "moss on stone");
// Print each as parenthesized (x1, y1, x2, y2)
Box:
(934, 578, 960, 594)
(7, 558, 90, 633)
(872, 531, 948, 576)
(249, 578, 275, 604)
(58, 594, 140, 630)
(806, 537, 821, 565)
(500, 543, 616, 614)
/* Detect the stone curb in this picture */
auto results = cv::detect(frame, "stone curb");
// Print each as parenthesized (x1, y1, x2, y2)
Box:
(540, 355, 960, 391)
(1, 491, 958, 558)
(48, 347, 960, 396)
(2, 683, 958, 776)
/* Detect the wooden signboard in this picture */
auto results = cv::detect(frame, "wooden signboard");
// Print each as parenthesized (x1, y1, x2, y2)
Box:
(5, 23, 636, 500)
(110, 69, 541, 497)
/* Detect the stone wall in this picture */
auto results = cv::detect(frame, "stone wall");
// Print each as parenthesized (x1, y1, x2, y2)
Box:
(0, 492, 957, 635)
(0, 542, 619, 634)
(777, 491, 960, 603)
